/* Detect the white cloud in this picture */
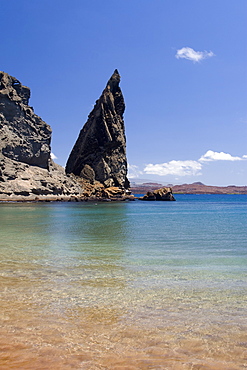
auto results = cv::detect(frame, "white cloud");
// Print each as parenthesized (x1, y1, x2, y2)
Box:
(128, 164, 143, 179)
(51, 152, 57, 160)
(199, 150, 242, 162)
(133, 150, 246, 180)
(176, 47, 215, 63)
(144, 160, 202, 177)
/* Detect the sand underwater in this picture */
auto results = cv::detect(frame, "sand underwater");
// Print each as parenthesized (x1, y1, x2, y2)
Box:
(0, 194, 246, 369)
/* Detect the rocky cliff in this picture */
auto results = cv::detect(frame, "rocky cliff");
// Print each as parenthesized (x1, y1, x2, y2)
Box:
(0, 71, 51, 168)
(65, 69, 130, 192)
(0, 70, 132, 201)
(0, 71, 83, 200)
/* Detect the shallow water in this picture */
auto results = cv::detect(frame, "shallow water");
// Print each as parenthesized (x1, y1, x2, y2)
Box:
(0, 195, 246, 369)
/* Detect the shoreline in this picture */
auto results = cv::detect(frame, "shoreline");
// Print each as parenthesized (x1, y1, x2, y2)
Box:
(0, 195, 136, 203)
(0, 193, 246, 204)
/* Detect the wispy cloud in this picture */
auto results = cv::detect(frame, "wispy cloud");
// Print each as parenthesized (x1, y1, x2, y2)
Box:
(128, 164, 143, 178)
(132, 150, 246, 179)
(51, 152, 57, 160)
(199, 150, 243, 162)
(144, 160, 202, 177)
(142, 150, 246, 178)
(176, 47, 215, 63)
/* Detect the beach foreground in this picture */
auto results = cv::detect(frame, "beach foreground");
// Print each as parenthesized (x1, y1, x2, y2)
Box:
(0, 195, 246, 369)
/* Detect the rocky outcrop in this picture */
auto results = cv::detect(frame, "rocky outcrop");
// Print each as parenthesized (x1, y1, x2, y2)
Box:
(0, 70, 133, 202)
(0, 71, 51, 169)
(0, 71, 84, 201)
(65, 69, 130, 193)
(140, 187, 176, 201)
(0, 157, 84, 200)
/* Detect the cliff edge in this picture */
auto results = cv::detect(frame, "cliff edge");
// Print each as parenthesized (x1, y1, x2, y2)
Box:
(0, 71, 51, 169)
(0, 71, 83, 200)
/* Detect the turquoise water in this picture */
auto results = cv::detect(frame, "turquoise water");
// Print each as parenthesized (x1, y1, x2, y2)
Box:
(0, 195, 246, 369)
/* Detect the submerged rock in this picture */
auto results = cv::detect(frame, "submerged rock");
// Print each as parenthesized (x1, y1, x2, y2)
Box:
(66, 69, 130, 193)
(140, 187, 176, 201)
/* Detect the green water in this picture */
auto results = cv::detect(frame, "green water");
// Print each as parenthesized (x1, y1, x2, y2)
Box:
(0, 195, 246, 369)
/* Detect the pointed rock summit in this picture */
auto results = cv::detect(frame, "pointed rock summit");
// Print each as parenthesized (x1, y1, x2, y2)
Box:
(0, 70, 132, 201)
(66, 69, 130, 191)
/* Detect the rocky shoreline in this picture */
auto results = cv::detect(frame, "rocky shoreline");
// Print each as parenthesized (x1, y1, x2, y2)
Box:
(0, 195, 135, 203)
(0, 70, 139, 202)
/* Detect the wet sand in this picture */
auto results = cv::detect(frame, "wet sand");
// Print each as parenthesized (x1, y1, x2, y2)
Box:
(1, 294, 246, 369)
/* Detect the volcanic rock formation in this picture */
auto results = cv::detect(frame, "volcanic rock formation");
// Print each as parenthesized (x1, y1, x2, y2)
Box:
(140, 187, 176, 201)
(0, 71, 51, 168)
(0, 71, 83, 200)
(66, 69, 130, 192)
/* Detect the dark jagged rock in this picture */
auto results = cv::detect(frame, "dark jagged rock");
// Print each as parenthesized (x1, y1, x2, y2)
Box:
(140, 187, 176, 201)
(0, 71, 51, 169)
(0, 70, 132, 202)
(66, 69, 130, 192)
(0, 71, 84, 201)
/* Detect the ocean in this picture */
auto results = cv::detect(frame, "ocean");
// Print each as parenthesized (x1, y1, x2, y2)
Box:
(0, 194, 246, 369)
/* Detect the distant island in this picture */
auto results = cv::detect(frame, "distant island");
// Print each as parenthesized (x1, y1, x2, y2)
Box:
(131, 182, 247, 195)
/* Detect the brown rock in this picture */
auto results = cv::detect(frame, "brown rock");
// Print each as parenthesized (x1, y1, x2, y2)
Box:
(140, 187, 176, 201)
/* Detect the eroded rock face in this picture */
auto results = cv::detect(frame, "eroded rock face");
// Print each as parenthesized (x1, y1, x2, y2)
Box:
(65, 69, 130, 191)
(0, 157, 84, 200)
(140, 187, 176, 201)
(0, 70, 132, 201)
(0, 71, 52, 169)
(0, 71, 84, 200)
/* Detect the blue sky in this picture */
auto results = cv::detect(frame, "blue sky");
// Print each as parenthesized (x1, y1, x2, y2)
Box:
(2, 0, 247, 186)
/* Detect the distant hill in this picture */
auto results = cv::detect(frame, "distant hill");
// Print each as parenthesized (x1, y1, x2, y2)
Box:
(172, 183, 247, 194)
(130, 182, 247, 194)
(130, 182, 165, 194)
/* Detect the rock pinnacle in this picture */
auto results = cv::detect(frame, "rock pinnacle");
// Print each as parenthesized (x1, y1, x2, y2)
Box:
(66, 70, 130, 191)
